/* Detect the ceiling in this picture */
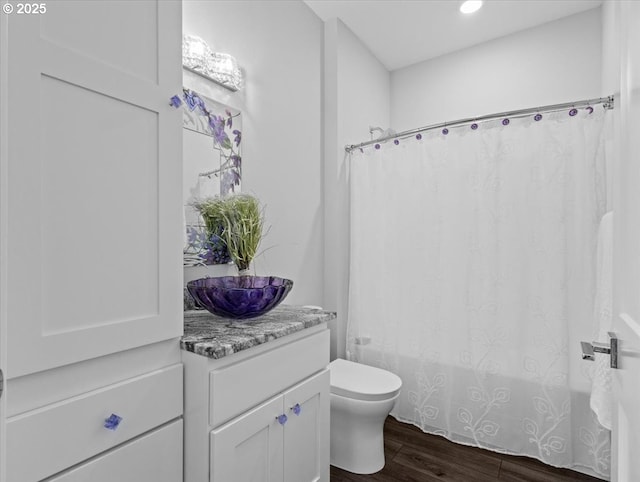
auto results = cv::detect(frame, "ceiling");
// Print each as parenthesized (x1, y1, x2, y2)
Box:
(303, 0, 602, 71)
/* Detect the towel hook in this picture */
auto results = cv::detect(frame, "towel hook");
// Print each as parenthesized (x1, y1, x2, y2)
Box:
(580, 331, 618, 369)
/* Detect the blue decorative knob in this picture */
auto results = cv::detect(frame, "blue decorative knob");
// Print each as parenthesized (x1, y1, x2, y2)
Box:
(104, 413, 123, 431)
(169, 95, 182, 108)
(292, 403, 301, 416)
(277, 414, 288, 425)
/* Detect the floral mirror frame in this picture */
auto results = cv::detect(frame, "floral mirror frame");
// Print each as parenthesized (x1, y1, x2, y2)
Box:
(181, 88, 242, 266)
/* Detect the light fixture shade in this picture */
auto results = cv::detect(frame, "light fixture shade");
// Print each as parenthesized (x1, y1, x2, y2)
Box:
(182, 35, 211, 72)
(182, 35, 243, 92)
(460, 0, 483, 14)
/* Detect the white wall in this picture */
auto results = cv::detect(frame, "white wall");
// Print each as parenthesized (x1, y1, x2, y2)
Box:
(600, 1, 619, 98)
(183, 1, 324, 305)
(323, 18, 390, 359)
(391, 8, 603, 131)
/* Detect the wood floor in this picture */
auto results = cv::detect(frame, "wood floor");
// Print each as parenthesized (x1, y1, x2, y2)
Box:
(330, 417, 604, 482)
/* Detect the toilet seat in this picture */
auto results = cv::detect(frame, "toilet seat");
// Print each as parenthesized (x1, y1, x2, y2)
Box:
(329, 359, 402, 402)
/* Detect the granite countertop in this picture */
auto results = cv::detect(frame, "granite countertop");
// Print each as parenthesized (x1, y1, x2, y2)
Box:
(181, 305, 336, 360)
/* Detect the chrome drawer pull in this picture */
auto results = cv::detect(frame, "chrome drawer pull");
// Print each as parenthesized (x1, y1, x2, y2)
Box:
(104, 413, 123, 431)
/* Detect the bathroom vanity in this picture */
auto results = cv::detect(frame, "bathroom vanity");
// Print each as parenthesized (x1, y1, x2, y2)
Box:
(181, 305, 334, 482)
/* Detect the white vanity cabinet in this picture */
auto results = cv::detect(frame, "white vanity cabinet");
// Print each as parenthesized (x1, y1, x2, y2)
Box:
(211, 369, 329, 482)
(182, 315, 331, 482)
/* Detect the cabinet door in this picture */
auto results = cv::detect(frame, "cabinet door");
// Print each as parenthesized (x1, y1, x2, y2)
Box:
(283, 369, 330, 482)
(211, 395, 284, 482)
(48, 419, 183, 482)
(4, 0, 183, 378)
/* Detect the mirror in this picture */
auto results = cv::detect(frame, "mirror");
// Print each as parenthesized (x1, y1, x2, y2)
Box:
(181, 88, 242, 266)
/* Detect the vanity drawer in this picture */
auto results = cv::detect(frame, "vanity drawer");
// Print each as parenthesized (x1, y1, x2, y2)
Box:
(7, 363, 183, 482)
(209, 329, 329, 427)
(47, 419, 183, 482)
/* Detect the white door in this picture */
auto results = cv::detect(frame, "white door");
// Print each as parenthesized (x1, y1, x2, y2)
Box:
(283, 370, 330, 482)
(611, 2, 640, 481)
(3, 0, 182, 379)
(0, 9, 7, 482)
(211, 395, 285, 482)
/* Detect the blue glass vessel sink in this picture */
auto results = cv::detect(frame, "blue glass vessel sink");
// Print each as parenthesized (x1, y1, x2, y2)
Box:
(187, 276, 293, 319)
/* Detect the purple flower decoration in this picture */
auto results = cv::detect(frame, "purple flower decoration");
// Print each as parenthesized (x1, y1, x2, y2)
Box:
(221, 171, 233, 194)
(233, 129, 242, 147)
(181, 87, 242, 195)
(225, 109, 235, 128)
(569, 108, 578, 117)
(187, 226, 201, 245)
(471, 123, 478, 130)
(215, 129, 230, 146)
(208, 114, 224, 131)
(208, 115, 230, 146)
(195, 97, 206, 114)
(169, 95, 182, 108)
(201, 232, 232, 265)
(183, 90, 205, 113)
(374, 144, 381, 150)
(394, 139, 400, 145)
(184, 91, 198, 111)
(502, 118, 510, 126)
(416, 133, 423, 140)
(442, 128, 449, 135)
(534, 114, 543, 121)
(222, 169, 241, 194)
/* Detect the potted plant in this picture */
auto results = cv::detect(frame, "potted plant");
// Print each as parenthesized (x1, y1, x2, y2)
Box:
(193, 193, 264, 275)
(189, 194, 292, 319)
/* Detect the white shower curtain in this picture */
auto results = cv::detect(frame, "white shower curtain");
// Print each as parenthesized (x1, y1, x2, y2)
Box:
(348, 108, 610, 477)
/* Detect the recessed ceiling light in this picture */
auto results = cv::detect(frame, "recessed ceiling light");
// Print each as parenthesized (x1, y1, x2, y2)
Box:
(460, 0, 483, 14)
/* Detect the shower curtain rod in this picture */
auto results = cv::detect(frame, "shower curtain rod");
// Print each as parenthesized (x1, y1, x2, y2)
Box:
(345, 94, 615, 152)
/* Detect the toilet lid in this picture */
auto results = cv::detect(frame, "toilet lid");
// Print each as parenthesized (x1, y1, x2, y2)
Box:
(329, 358, 402, 402)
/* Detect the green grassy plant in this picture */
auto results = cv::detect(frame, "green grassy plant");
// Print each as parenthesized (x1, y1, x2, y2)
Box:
(193, 194, 264, 273)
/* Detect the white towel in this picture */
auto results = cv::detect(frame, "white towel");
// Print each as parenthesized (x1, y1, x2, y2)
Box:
(590, 211, 613, 430)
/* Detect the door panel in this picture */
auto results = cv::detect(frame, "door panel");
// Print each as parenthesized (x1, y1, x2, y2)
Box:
(611, 1, 640, 480)
(39, 75, 160, 334)
(5, 0, 182, 378)
(40, 1, 159, 82)
(211, 395, 284, 482)
(283, 370, 330, 482)
(0, 7, 8, 482)
(612, 315, 640, 482)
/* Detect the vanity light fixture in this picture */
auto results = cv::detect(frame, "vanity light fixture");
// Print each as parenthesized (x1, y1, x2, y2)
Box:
(182, 35, 244, 92)
(460, 0, 483, 14)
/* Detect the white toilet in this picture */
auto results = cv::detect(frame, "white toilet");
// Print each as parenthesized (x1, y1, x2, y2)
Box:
(329, 358, 403, 474)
